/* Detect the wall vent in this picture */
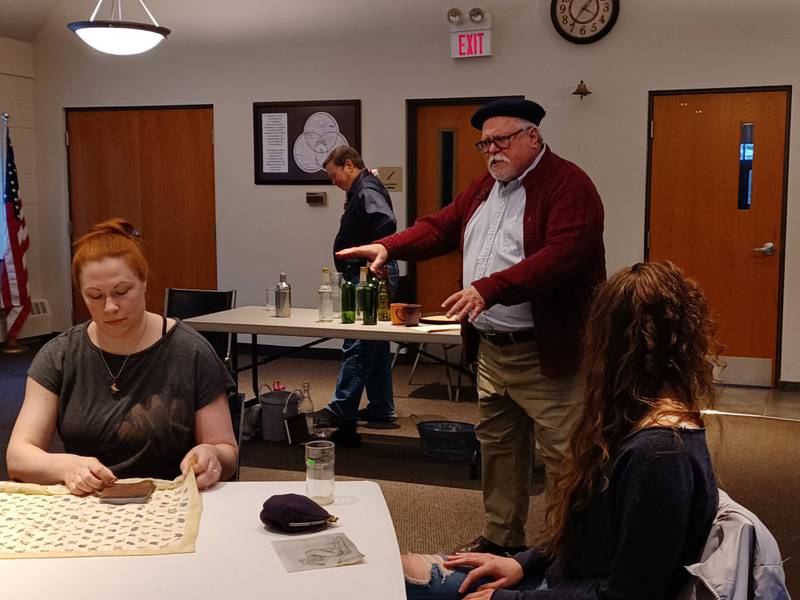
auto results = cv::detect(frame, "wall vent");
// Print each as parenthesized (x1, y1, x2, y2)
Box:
(0, 297, 53, 342)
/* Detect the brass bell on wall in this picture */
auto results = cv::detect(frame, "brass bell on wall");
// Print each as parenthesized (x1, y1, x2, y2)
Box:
(572, 80, 592, 99)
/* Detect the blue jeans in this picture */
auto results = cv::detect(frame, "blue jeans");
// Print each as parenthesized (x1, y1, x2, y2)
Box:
(327, 261, 399, 421)
(405, 560, 548, 599)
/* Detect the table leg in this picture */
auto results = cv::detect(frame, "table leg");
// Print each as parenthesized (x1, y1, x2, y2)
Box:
(443, 345, 453, 402)
(251, 333, 259, 398)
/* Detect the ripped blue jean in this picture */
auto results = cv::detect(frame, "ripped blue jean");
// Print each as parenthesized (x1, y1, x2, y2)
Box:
(405, 555, 548, 599)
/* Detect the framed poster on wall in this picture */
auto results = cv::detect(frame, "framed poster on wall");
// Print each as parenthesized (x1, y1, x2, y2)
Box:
(253, 99, 361, 185)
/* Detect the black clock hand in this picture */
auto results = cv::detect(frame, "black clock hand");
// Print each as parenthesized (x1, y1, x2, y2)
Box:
(578, 0, 599, 19)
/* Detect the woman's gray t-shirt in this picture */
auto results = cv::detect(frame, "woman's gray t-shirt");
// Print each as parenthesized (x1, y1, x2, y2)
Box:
(27, 320, 235, 479)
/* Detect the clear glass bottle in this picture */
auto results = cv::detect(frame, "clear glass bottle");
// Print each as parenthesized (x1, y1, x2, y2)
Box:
(275, 272, 292, 317)
(318, 267, 334, 322)
(355, 266, 368, 320)
(331, 272, 342, 319)
(341, 267, 356, 324)
(299, 381, 314, 434)
(377, 277, 391, 321)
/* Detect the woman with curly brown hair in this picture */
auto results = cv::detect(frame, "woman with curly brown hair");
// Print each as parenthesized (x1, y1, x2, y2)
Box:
(404, 261, 721, 600)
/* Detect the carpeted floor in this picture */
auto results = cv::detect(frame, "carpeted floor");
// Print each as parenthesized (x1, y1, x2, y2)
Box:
(240, 434, 493, 491)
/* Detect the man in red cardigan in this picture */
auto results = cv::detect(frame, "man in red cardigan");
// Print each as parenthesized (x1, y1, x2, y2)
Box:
(337, 98, 606, 555)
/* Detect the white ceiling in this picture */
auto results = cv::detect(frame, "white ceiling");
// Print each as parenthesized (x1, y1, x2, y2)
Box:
(0, 0, 60, 42)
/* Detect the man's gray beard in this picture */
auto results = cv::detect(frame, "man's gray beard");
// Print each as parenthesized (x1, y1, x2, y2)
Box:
(489, 162, 515, 183)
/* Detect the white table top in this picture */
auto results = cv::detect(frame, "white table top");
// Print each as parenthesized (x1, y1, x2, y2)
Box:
(185, 306, 462, 345)
(2, 480, 405, 600)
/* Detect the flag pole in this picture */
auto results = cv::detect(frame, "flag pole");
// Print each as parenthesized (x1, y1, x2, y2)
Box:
(1, 112, 28, 354)
(1, 337, 26, 354)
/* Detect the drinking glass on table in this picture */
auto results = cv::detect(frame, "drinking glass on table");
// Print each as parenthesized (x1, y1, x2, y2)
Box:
(265, 285, 276, 313)
(305, 440, 335, 506)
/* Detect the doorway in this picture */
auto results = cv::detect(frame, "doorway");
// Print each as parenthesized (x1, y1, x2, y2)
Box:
(66, 106, 218, 323)
(406, 97, 521, 313)
(646, 87, 790, 386)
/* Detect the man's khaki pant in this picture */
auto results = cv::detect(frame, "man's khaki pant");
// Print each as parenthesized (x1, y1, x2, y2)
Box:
(475, 338, 582, 547)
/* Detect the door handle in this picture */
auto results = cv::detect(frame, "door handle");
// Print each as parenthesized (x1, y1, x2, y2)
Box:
(752, 241, 775, 256)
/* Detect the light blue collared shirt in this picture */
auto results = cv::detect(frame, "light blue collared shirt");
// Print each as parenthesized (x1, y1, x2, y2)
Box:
(462, 146, 546, 332)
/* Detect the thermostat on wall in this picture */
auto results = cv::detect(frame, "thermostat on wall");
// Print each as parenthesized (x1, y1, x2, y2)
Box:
(306, 192, 327, 205)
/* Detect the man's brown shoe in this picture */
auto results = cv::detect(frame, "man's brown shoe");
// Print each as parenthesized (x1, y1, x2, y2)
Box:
(454, 535, 526, 557)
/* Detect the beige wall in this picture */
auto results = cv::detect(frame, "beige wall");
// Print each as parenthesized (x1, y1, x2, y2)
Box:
(0, 37, 42, 302)
(29, 0, 800, 381)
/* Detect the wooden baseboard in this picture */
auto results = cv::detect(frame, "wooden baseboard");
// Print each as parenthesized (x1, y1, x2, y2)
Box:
(777, 380, 800, 391)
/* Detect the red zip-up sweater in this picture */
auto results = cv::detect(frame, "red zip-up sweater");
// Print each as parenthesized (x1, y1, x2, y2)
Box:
(378, 147, 606, 378)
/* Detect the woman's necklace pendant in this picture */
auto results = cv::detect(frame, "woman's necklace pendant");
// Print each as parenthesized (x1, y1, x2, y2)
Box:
(96, 317, 149, 398)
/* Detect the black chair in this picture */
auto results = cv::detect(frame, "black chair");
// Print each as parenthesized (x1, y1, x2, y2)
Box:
(163, 288, 237, 371)
(163, 288, 244, 478)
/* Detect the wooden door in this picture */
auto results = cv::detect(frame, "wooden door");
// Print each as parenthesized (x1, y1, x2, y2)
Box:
(413, 103, 486, 313)
(648, 89, 789, 386)
(66, 107, 217, 323)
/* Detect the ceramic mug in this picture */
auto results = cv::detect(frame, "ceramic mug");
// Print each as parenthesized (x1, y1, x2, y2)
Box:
(390, 302, 422, 326)
(389, 303, 407, 325)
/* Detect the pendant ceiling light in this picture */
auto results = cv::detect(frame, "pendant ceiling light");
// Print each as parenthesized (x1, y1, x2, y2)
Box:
(67, 0, 171, 56)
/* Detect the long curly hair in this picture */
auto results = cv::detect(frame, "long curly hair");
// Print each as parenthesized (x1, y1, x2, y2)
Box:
(543, 261, 722, 559)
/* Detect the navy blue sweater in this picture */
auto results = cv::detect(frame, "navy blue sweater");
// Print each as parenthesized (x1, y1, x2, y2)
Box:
(494, 428, 718, 600)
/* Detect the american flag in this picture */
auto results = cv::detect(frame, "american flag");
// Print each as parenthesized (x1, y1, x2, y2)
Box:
(0, 124, 31, 341)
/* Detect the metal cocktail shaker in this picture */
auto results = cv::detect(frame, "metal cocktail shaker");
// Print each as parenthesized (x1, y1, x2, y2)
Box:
(275, 272, 292, 317)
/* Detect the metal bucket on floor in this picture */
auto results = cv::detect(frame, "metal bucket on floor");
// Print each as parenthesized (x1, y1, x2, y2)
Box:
(415, 420, 478, 461)
(260, 390, 299, 442)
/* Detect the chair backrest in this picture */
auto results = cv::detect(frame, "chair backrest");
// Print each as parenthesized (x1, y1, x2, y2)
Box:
(703, 411, 799, 597)
(163, 288, 236, 366)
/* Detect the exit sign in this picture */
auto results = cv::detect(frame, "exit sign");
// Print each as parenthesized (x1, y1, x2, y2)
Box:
(451, 29, 492, 58)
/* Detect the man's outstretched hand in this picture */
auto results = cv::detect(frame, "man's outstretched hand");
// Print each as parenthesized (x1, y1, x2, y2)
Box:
(335, 244, 389, 275)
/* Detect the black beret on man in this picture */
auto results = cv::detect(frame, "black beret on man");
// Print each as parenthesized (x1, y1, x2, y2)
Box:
(470, 98, 546, 129)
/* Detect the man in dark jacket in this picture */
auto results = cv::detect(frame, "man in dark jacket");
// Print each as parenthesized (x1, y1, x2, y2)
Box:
(337, 99, 605, 555)
(317, 145, 398, 426)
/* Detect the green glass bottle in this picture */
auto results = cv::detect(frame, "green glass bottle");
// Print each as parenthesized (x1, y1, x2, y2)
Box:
(366, 265, 378, 285)
(377, 277, 391, 321)
(340, 267, 356, 324)
(356, 266, 378, 325)
(362, 281, 378, 325)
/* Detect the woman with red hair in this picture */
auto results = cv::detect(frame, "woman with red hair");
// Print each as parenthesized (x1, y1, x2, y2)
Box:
(7, 219, 237, 493)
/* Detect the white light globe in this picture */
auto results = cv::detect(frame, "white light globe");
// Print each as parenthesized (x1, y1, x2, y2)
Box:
(75, 27, 164, 55)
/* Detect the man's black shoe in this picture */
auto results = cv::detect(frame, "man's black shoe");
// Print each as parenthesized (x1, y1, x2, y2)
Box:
(357, 408, 396, 423)
(454, 536, 526, 557)
(312, 408, 341, 429)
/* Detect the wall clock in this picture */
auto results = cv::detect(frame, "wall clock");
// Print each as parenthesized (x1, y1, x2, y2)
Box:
(550, 0, 620, 44)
